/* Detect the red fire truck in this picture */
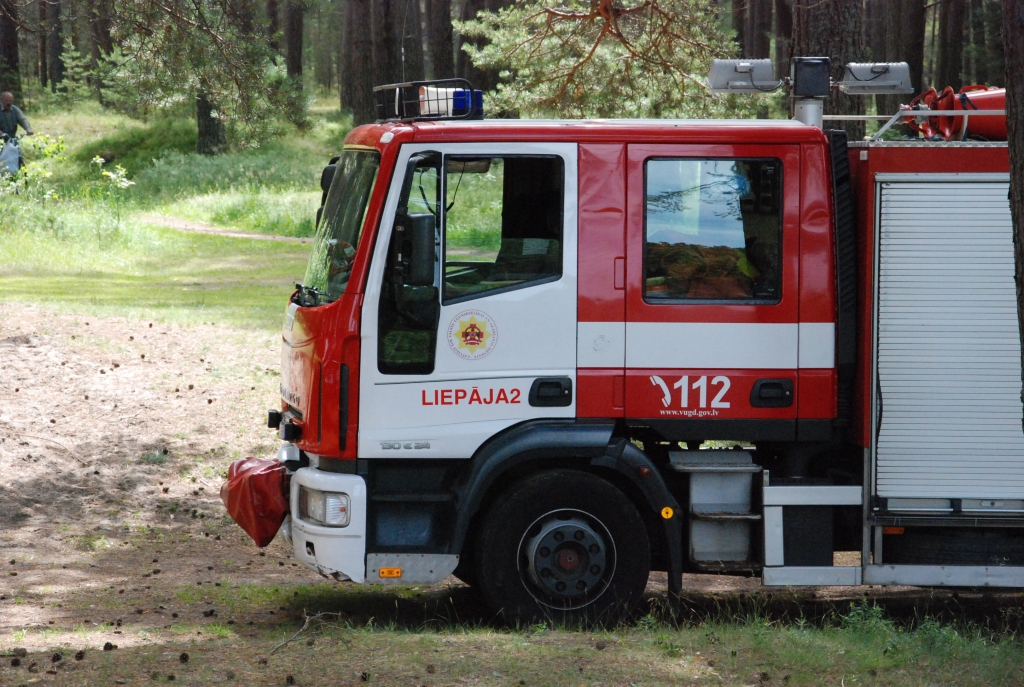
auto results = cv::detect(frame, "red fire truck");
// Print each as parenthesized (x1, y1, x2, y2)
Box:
(224, 62, 1020, 623)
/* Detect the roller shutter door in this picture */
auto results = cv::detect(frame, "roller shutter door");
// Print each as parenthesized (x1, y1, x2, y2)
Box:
(875, 179, 1024, 499)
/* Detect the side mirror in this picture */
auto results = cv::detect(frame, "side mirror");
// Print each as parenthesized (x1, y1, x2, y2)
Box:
(319, 163, 337, 204)
(392, 213, 436, 287)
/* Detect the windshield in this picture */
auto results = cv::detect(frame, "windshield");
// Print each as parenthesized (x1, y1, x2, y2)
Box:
(303, 149, 380, 303)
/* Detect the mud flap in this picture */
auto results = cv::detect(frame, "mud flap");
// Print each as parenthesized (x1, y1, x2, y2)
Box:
(220, 457, 290, 547)
(590, 440, 684, 610)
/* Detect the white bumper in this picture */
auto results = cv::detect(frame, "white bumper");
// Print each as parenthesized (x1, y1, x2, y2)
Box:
(289, 468, 367, 582)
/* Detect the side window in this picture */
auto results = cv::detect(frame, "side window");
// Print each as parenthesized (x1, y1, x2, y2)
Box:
(378, 154, 441, 375)
(443, 156, 563, 303)
(644, 158, 782, 302)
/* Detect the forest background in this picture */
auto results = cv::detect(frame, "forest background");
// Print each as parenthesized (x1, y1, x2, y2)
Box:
(0, 0, 1012, 149)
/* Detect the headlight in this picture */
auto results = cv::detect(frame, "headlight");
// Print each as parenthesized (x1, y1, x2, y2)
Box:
(299, 486, 350, 527)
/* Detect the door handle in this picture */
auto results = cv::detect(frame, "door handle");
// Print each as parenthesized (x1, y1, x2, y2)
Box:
(529, 377, 573, 407)
(749, 378, 794, 408)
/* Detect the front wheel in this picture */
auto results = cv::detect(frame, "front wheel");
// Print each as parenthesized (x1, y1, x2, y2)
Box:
(475, 470, 651, 625)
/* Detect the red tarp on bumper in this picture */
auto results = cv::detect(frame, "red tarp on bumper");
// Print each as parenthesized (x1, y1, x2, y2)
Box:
(220, 458, 289, 548)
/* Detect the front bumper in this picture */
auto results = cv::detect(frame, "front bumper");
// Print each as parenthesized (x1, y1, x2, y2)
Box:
(289, 467, 367, 582)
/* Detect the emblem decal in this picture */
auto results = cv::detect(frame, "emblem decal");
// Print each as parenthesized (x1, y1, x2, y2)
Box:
(447, 310, 498, 360)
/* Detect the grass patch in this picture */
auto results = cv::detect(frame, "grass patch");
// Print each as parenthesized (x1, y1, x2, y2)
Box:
(162, 189, 321, 237)
(0, 214, 307, 331)
(74, 117, 198, 173)
(140, 451, 169, 465)
(70, 534, 112, 552)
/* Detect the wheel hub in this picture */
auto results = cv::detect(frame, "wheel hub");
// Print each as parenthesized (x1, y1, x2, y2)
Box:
(523, 516, 608, 603)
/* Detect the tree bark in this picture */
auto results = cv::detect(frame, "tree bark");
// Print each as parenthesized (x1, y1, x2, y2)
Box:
(1005, 0, 1024, 428)
(371, 0, 402, 85)
(455, 0, 513, 92)
(313, 5, 333, 88)
(285, 0, 304, 79)
(267, 0, 280, 50)
(732, 0, 746, 56)
(864, 0, 885, 62)
(86, 0, 114, 99)
(0, 0, 21, 101)
(903, 0, 927, 96)
(967, 0, 985, 84)
(937, 0, 966, 90)
(38, 0, 47, 89)
(773, 0, 791, 80)
(344, 0, 376, 123)
(401, 0, 425, 81)
(984, 0, 1004, 86)
(876, 0, 925, 118)
(746, 0, 771, 59)
(196, 92, 227, 155)
(87, 0, 114, 60)
(791, 0, 866, 139)
(428, 0, 454, 79)
(46, 0, 64, 91)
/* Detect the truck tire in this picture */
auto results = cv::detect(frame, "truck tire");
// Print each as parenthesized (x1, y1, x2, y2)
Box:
(474, 469, 650, 625)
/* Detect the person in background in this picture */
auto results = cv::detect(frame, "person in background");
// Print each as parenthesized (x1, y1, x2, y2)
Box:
(0, 91, 34, 139)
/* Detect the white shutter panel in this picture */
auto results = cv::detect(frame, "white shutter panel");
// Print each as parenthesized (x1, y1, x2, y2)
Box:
(876, 180, 1024, 498)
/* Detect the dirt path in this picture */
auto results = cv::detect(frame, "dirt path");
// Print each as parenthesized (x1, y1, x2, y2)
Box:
(138, 215, 314, 244)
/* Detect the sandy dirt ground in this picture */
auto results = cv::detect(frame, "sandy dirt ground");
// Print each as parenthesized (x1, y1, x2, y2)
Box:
(1, 301, 1021, 685)
(0, 301, 315, 632)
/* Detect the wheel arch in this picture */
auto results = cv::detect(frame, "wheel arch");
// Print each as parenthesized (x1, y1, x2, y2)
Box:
(449, 420, 683, 596)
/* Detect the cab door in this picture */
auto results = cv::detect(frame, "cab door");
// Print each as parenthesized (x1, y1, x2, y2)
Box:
(359, 142, 578, 458)
(623, 144, 811, 441)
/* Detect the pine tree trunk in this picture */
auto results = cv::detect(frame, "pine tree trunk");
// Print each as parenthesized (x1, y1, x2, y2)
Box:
(864, 0, 885, 62)
(285, 0, 304, 79)
(87, 0, 114, 64)
(314, 6, 333, 89)
(1004, 0, 1024, 427)
(341, 0, 353, 108)
(903, 0, 926, 95)
(86, 0, 113, 99)
(875, 0, 925, 118)
(732, 0, 746, 56)
(791, 0, 866, 139)
(0, 0, 21, 101)
(196, 92, 227, 155)
(46, 0, 63, 91)
(372, 0, 403, 85)
(746, 0, 772, 59)
(969, 0, 987, 85)
(38, 0, 47, 89)
(456, 0, 513, 92)
(400, 0, 424, 81)
(984, 0, 1003, 87)
(428, 0, 454, 79)
(937, 0, 966, 90)
(267, 0, 280, 50)
(773, 0, 792, 79)
(345, 0, 376, 123)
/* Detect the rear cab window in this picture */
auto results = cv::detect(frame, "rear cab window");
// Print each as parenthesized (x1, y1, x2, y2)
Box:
(644, 158, 782, 303)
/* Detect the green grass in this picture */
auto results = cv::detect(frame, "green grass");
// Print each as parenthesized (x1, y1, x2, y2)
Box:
(0, 211, 306, 330)
(162, 189, 321, 237)
(74, 117, 198, 172)
(0, 101, 342, 326)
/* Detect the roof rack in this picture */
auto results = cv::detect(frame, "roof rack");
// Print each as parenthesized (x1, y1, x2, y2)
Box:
(374, 79, 484, 122)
